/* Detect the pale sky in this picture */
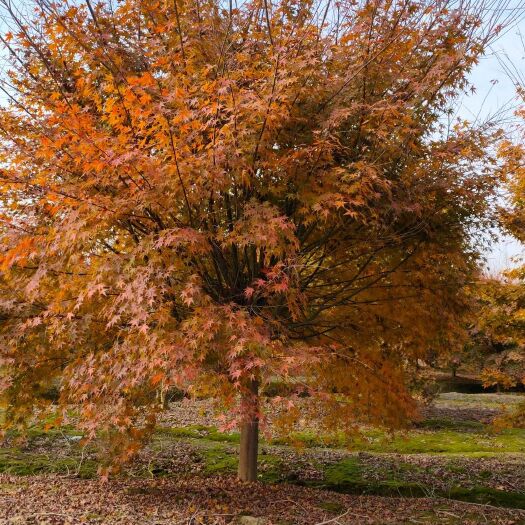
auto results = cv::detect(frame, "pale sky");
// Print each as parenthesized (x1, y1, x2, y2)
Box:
(457, 5, 525, 273)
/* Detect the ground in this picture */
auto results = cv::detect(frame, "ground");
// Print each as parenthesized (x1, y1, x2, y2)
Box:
(1, 475, 524, 524)
(1, 392, 525, 524)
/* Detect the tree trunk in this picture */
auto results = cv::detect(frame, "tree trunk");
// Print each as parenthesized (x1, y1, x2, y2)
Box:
(238, 379, 259, 482)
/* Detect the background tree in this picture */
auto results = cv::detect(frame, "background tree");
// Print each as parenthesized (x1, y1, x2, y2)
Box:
(467, 277, 525, 391)
(490, 46, 525, 418)
(0, 0, 513, 480)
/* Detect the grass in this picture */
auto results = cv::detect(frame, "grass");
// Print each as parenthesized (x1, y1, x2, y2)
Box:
(1, 435, 524, 509)
(153, 415, 525, 509)
(141, 428, 525, 509)
(315, 457, 429, 499)
(436, 392, 525, 409)
(200, 445, 238, 475)
(352, 428, 525, 455)
(157, 425, 241, 443)
(316, 501, 346, 514)
(311, 457, 525, 509)
(199, 444, 284, 483)
(0, 448, 97, 478)
(157, 424, 525, 455)
(2, 392, 525, 511)
(446, 486, 525, 508)
(415, 417, 485, 431)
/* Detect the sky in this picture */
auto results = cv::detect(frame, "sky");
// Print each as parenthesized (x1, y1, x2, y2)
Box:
(456, 5, 525, 273)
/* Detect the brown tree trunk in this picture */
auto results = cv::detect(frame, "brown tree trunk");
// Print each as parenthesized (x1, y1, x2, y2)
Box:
(238, 379, 259, 482)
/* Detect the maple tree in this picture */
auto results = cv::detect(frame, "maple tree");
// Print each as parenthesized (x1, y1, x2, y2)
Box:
(485, 48, 525, 421)
(466, 277, 525, 391)
(0, 0, 515, 480)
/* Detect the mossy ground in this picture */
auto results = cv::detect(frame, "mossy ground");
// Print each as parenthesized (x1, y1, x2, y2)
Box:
(1, 393, 525, 511)
(317, 457, 525, 508)
(0, 448, 98, 478)
(159, 419, 525, 455)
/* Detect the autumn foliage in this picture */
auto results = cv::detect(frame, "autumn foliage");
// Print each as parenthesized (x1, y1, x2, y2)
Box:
(467, 278, 525, 390)
(484, 46, 525, 423)
(0, 0, 512, 476)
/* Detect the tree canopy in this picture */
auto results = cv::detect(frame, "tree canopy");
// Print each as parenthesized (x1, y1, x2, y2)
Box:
(0, 0, 514, 478)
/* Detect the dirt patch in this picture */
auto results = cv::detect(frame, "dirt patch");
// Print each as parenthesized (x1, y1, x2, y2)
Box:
(419, 406, 500, 424)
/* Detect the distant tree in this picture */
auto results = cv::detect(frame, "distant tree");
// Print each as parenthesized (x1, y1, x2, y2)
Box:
(0, 0, 513, 480)
(468, 278, 525, 390)
(489, 49, 525, 409)
(500, 86, 525, 254)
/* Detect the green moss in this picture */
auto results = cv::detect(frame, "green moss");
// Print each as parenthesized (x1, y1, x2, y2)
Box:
(20, 415, 525, 458)
(199, 445, 282, 483)
(319, 459, 450, 502)
(478, 469, 493, 479)
(2, 424, 525, 511)
(446, 463, 467, 474)
(26, 426, 82, 439)
(317, 457, 525, 509)
(318, 457, 422, 498)
(269, 430, 348, 448)
(205, 427, 240, 443)
(317, 501, 346, 513)
(155, 426, 201, 440)
(156, 425, 240, 444)
(416, 418, 485, 432)
(0, 449, 97, 478)
(323, 457, 362, 484)
(161, 421, 525, 456)
(0, 482, 21, 493)
(256, 453, 283, 483)
(447, 486, 525, 509)
(351, 428, 525, 455)
(200, 446, 238, 475)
